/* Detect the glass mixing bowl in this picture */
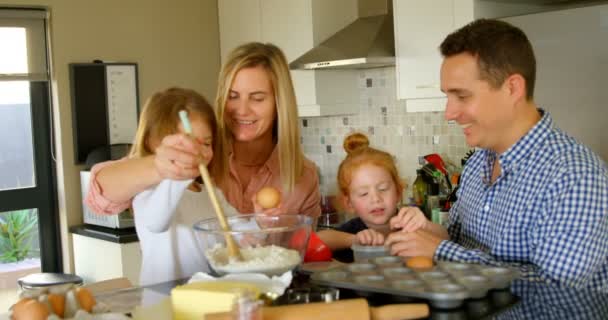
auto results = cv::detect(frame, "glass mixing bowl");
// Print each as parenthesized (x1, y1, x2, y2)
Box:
(193, 214, 313, 276)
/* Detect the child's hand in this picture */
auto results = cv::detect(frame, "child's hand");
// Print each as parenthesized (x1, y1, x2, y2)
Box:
(355, 229, 385, 246)
(154, 133, 208, 180)
(390, 207, 430, 233)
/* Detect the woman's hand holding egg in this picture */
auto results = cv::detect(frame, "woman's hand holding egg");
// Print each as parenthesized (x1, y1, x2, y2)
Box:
(253, 187, 282, 215)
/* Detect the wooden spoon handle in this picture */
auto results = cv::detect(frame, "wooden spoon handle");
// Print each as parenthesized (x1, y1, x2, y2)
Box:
(178, 110, 241, 260)
(198, 163, 241, 259)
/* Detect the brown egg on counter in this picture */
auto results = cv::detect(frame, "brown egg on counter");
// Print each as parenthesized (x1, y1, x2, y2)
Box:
(12, 299, 50, 320)
(256, 187, 281, 209)
(11, 297, 34, 315)
(406, 256, 434, 270)
(75, 287, 96, 312)
(47, 293, 66, 317)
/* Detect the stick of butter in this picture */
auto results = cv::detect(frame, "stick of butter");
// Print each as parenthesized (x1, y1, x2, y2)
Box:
(171, 281, 260, 320)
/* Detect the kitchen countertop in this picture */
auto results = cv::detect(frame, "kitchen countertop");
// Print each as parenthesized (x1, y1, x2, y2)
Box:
(69, 224, 139, 244)
(95, 272, 518, 319)
(94, 272, 608, 319)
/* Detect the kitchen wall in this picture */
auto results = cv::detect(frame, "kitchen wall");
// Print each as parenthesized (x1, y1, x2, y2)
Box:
(504, 5, 608, 161)
(1, 0, 221, 272)
(301, 67, 470, 201)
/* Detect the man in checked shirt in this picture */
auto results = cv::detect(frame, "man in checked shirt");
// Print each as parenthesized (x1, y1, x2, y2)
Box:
(385, 19, 608, 292)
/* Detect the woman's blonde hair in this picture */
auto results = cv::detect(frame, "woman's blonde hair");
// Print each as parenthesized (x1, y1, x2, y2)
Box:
(213, 42, 303, 193)
(129, 87, 217, 168)
(337, 133, 405, 198)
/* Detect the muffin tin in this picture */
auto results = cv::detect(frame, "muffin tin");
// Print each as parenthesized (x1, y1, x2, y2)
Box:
(309, 257, 519, 309)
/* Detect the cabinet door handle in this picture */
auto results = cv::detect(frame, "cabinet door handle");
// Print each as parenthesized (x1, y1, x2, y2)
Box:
(416, 84, 440, 89)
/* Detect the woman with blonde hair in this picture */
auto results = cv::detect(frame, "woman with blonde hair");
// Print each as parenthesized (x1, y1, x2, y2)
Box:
(86, 42, 320, 219)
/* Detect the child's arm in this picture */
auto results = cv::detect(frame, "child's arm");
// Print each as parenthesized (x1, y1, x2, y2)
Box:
(93, 133, 204, 204)
(132, 179, 192, 233)
(355, 229, 386, 246)
(317, 229, 356, 251)
(95, 156, 162, 203)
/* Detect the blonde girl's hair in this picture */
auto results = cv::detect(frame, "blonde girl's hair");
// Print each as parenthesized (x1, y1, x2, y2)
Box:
(337, 133, 405, 198)
(213, 42, 303, 193)
(129, 87, 217, 168)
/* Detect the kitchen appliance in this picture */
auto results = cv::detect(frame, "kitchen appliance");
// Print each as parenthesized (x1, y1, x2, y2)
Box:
(290, 0, 394, 70)
(69, 62, 139, 164)
(80, 144, 134, 229)
(80, 171, 134, 229)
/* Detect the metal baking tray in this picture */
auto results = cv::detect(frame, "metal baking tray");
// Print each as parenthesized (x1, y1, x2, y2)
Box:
(309, 257, 519, 309)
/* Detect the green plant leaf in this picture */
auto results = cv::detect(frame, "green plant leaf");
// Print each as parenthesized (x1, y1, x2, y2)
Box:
(0, 209, 37, 262)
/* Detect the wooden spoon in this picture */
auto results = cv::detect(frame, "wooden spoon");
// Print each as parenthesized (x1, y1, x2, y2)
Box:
(179, 111, 242, 260)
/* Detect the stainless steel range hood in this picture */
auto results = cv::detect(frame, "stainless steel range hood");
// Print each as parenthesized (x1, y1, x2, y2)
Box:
(289, 13, 394, 70)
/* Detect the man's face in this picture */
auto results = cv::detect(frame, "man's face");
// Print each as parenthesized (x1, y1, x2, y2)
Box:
(441, 53, 513, 153)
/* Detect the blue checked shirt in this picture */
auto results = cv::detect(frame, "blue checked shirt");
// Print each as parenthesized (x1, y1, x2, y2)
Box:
(435, 110, 608, 292)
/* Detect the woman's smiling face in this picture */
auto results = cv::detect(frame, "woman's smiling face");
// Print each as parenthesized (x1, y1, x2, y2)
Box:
(225, 65, 277, 143)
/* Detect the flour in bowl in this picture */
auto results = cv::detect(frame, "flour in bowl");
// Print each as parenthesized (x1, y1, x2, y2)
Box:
(206, 244, 301, 275)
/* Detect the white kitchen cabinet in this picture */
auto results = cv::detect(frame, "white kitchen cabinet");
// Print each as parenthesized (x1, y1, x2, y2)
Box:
(393, 0, 555, 112)
(393, 0, 474, 110)
(218, 0, 360, 117)
(72, 233, 141, 285)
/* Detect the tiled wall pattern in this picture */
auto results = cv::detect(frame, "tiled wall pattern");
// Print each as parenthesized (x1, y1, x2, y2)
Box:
(300, 67, 470, 201)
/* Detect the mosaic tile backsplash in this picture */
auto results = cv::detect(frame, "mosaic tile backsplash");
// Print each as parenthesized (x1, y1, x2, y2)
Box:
(300, 67, 470, 201)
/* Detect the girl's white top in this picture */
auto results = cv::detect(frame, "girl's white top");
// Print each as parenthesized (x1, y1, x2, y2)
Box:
(133, 179, 237, 285)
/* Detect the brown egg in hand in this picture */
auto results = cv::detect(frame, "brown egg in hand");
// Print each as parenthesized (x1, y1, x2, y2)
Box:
(256, 187, 281, 209)
(406, 256, 434, 270)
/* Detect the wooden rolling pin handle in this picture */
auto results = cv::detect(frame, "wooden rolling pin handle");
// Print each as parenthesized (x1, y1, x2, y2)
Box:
(370, 303, 429, 320)
(204, 299, 429, 320)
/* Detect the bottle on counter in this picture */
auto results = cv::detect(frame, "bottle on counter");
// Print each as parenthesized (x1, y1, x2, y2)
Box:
(413, 170, 428, 210)
(231, 289, 262, 320)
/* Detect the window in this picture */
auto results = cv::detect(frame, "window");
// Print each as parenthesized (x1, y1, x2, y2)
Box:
(0, 8, 60, 308)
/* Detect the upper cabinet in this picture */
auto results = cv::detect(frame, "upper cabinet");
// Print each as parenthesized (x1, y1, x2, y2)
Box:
(218, 0, 360, 117)
(393, 0, 562, 112)
(393, 0, 474, 111)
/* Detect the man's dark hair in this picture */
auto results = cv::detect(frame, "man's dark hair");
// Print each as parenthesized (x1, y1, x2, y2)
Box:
(440, 19, 536, 100)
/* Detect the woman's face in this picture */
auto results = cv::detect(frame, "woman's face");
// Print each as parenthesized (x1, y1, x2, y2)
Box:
(225, 66, 277, 143)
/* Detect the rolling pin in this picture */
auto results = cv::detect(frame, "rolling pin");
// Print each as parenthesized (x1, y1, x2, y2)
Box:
(205, 298, 429, 320)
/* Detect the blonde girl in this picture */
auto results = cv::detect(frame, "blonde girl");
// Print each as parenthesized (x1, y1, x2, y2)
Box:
(125, 87, 236, 285)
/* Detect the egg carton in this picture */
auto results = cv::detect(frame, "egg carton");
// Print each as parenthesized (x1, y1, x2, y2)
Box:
(309, 257, 519, 309)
